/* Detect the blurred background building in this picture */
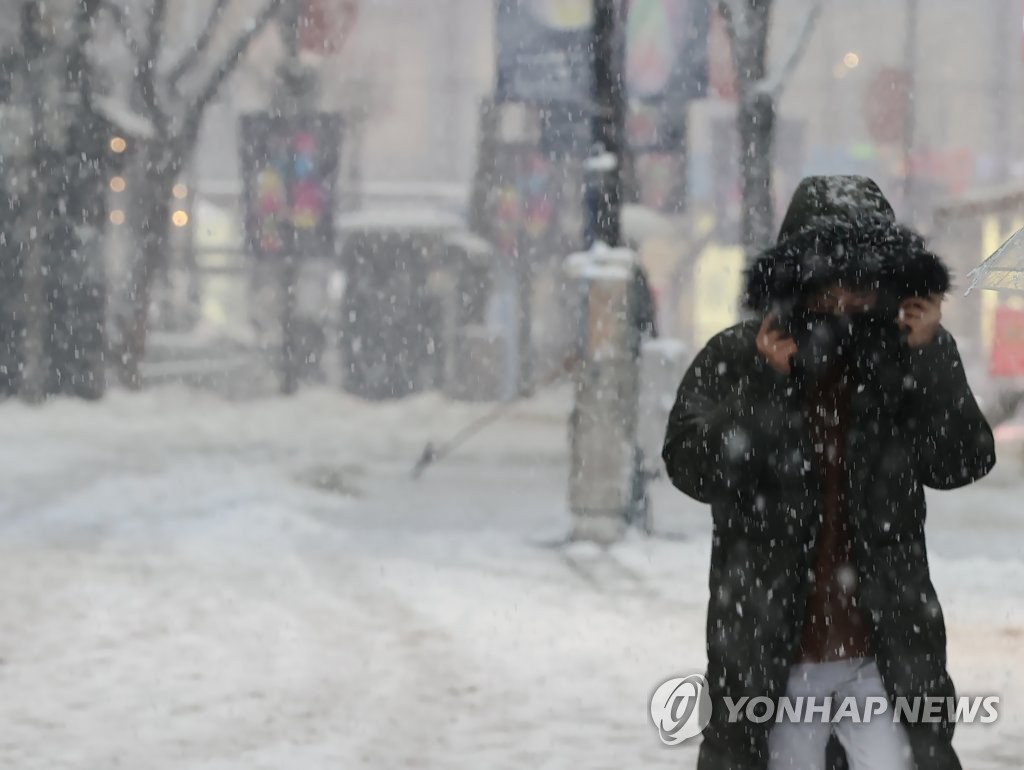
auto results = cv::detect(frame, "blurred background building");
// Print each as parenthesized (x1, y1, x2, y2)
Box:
(61, 0, 1024, 397)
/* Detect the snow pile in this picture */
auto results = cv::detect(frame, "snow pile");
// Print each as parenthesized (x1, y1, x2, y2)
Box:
(0, 387, 1022, 769)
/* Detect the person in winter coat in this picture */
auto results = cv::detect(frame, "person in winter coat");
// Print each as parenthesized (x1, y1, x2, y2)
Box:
(631, 260, 659, 350)
(662, 176, 995, 770)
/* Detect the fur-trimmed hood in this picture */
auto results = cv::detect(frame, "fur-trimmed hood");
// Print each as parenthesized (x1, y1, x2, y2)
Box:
(744, 176, 951, 313)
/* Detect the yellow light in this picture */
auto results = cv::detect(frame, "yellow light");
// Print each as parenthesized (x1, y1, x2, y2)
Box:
(110, 176, 126, 193)
(172, 183, 188, 200)
(171, 210, 189, 227)
(843, 52, 860, 69)
(109, 209, 125, 225)
(110, 136, 127, 154)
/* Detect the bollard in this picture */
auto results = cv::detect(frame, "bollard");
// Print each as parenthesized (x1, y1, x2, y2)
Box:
(564, 243, 641, 544)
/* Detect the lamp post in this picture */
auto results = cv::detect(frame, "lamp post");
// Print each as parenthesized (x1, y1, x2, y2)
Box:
(275, 0, 318, 395)
(584, 0, 627, 249)
(901, 0, 918, 214)
(564, 0, 646, 544)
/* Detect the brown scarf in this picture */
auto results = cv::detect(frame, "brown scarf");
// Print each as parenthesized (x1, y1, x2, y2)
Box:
(798, 366, 873, 662)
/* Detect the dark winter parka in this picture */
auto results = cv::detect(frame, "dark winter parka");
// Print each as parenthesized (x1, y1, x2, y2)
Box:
(663, 177, 996, 770)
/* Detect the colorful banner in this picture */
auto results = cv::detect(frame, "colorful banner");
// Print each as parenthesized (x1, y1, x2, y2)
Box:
(496, 0, 709, 152)
(625, 0, 709, 151)
(489, 144, 560, 257)
(990, 306, 1024, 378)
(495, 0, 594, 106)
(239, 113, 342, 258)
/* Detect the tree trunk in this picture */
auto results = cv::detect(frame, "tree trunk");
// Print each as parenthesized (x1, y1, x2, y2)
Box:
(19, 1, 56, 402)
(117, 150, 179, 389)
(0, 193, 25, 396)
(46, 0, 109, 399)
(723, 0, 777, 255)
(738, 88, 775, 252)
(47, 107, 109, 399)
(10, 0, 107, 400)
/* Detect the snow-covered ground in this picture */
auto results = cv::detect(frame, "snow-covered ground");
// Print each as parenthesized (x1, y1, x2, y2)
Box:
(1, 386, 1023, 769)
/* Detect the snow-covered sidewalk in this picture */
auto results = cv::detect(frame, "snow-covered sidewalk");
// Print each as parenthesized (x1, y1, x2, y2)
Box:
(0, 387, 1022, 769)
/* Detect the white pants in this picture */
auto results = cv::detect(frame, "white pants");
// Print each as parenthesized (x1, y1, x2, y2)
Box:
(768, 658, 912, 770)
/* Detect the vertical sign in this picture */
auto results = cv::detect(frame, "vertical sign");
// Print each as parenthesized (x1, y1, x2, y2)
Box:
(495, 0, 595, 106)
(625, 0, 709, 151)
(496, 0, 708, 145)
(991, 306, 1024, 377)
(239, 113, 343, 258)
(495, 0, 710, 217)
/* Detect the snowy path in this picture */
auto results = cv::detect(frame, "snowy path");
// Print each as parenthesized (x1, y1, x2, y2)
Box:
(0, 387, 1022, 768)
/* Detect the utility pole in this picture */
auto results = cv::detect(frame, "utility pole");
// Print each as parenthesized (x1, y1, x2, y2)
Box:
(276, 0, 315, 395)
(992, 0, 1011, 186)
(901, 0, 918, 214)
(444, 0, 461, 181)
(564, 0, 647, 545)
(585, 0, 626, 248)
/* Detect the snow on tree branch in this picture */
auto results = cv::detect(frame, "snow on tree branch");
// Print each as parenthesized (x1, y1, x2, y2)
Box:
(754, 0, 824, 100)
(718, 0, 748, 40)
(138, 0, 169, 126)
(102, 1, 143, 63)
(71, 0, 104, 98)
(180, 0, 285, 143)
(166, 0, 230, 89)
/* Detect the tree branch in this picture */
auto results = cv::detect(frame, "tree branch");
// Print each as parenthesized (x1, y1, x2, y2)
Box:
(166, 0, 230, 89)
(718, 0, 747, 41)
(138, 0, 170, 127)
(718, 0, 751, 95)
(179, 0, 285, 144)
(335, 0, 361, 54)
(69, 0, 104, 103)
(754, 0, 825, 100)
(102, 1, 143, 62)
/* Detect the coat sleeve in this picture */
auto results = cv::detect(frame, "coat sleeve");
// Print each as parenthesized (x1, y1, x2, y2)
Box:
(662, 329, 757, 504)
(904, 327, 996, 490)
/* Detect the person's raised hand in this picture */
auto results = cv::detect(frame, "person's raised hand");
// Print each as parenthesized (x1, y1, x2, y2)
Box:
(757, 313, 798, 375)
(898, 294, 943, 348)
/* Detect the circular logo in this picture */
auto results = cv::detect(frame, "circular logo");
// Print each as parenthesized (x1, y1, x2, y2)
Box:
(650, 674, 713, 745)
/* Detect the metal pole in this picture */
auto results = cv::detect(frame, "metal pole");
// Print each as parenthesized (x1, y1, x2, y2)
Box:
(565, 0, 641, 544)
(445, 0, 460, 181)
(901, 0, 918, 213)
(992, 0, 1011, 185)
(278, 0, 302, 395)
(586, 0, 626, 248)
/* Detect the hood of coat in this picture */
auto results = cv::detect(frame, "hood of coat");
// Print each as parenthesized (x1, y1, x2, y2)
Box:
(744, 175, 951, 314)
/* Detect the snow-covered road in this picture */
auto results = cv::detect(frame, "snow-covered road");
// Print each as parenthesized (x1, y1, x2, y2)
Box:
(1, 387, 1022, 769)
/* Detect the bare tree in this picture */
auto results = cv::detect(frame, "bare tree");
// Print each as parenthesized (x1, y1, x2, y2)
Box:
(718, 0, 823, 254)
(6, 0, 110, 400)
(102, 0, 286, 388)
(53, 0, 111, 399)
